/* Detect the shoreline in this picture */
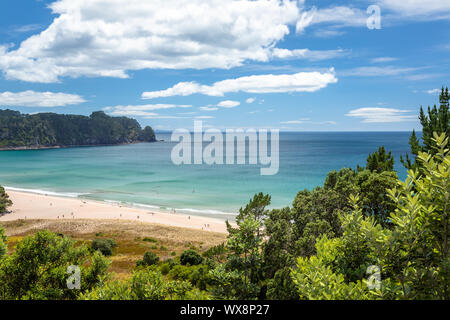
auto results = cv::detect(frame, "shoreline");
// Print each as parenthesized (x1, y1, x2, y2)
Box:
(0, 140, 159, 151)
(0, 190, 230, 234)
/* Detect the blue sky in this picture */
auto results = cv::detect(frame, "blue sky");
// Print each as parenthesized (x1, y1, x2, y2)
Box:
(0, 0, 449, 132)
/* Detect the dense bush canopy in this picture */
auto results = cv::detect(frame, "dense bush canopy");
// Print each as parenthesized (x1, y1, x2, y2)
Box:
(0, 109, 155, 148)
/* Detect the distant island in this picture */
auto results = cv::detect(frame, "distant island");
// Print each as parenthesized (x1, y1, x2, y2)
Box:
(0, 109, 156, 150)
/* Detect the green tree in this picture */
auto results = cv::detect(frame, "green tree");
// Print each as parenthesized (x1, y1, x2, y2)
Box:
(401, 86, 449, 169)
(291, 133, 449, 300)
(0, 186, 12, 214)
(180, 249, 203, 266)
(0, 230, 110, 299)
(91, 238, 116, 256)
(362, 146, 394, 173)
(210, 193, 269, 299)
(82, 269, 209, 300)
(0, 226, 7, 259)
(384, 132, 449, 299)
(136, 251, 159, 267)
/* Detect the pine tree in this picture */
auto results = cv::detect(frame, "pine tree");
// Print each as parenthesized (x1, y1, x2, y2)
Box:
(365, 146, 394, 173)
(401, 86, 449, 169)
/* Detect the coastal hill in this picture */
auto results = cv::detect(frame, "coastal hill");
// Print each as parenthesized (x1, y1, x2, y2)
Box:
(0, 109, 156, 150)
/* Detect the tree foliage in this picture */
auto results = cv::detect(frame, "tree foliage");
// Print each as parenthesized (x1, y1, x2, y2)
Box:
(402, 87, 449, 169)
(0, 186, 12, 214)
(136, 251, 159, 267)
(363, 146, 394, 173)
(180, 249, 204, 266)
(0, 230, 110, 299)
(291, 133, 449, 300)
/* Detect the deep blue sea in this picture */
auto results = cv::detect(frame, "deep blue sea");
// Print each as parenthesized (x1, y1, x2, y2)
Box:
(0, 132, 414, 220)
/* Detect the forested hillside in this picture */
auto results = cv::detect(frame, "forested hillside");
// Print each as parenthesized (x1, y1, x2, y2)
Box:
(0, 110, 156, 149)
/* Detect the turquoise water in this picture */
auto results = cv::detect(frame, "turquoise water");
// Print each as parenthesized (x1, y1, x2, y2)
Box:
(0, 132, 413, 220)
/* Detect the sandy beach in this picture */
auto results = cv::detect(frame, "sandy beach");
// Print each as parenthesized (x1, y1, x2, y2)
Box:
(0, 190, 230, 234)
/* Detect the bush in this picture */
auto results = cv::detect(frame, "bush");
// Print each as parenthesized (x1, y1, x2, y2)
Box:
(143, 237, 157, 243)
(136, 251, 159, 267)
(160, 263, 170, 275)
(0, 226, 7, 258)
(91, 238, 116, 256)
(0, 186, 12, 214)
(180, 249, 203, 266)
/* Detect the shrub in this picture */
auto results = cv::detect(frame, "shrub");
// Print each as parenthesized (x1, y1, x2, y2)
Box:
(143, 237, 157, 243)
(0, 186, 12, 214)
(160, 263, 170, 275)
(91, 238, 116, 256)
(136, 251, 159, 267)
(180, 249, 203, 266)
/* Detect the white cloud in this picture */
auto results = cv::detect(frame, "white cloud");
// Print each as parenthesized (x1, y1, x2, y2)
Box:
(142, 69, 338, 99)
(295, 1, 450, 35)
(279, 118, 336, 125)
(0, 90, 85, 107)
(246, 97, 256, 104)
(195, 116, 215, 119)
(426, 88, 440, 95)
(340, 66, 418, 77)
(103, 104, 191, 118)
(271, 48, 348, 61)
(280, 120, 306, 124)
(199, 106, 219, 112)
(296, 6, 367, 33)
(217, 100, 240, 108)
(371, 57, 398, 63)
(377, 0, 450, 18)
(346, 107, 417, 123)
(0, 0, 306, 83)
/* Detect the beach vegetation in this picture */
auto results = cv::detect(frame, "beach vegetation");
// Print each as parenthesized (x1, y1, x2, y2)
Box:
(136, 251, 159, 267)
(91, 238, 117, 256)
(0, 186, 12, 214)
(180, 249, 204, 266)
(0, 230, 110, 299)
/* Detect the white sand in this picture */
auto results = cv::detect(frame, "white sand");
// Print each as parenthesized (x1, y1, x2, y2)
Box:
(1, 190, 230, 234)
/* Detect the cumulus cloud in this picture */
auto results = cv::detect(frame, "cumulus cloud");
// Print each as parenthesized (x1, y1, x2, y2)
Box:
(346, 107, 417, 123)
(142, 69, 338, 99)
(0, 90, 85, 107)
(0, 0, 311, 83)
(246, 97, 256, 104)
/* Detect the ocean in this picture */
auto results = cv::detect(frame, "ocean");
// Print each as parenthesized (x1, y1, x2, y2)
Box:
(0, 132, 413, 220)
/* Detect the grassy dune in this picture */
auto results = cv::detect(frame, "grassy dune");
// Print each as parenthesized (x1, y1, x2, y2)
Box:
(0, 219, 227, 280)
